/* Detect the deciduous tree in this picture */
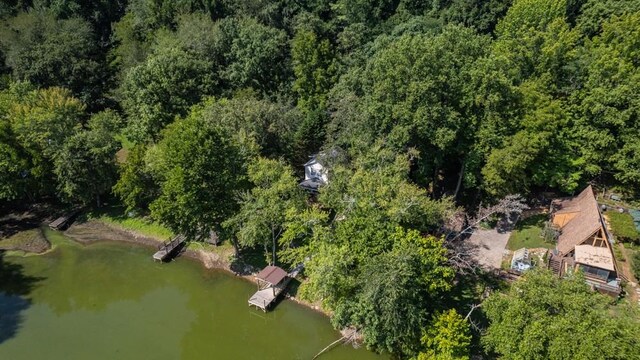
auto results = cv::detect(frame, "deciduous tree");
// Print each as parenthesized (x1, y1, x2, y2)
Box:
(54, 111, 120, 205)
(147, 112, 247, 241)
(483, 269, 640, 360)
(224, 157, 306, 263)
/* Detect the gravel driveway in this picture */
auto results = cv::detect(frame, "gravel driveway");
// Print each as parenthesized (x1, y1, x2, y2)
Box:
(467, 229, 511, 270)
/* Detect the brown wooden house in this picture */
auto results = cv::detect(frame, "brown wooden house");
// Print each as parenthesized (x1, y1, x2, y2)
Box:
(548, 186, 621, 296)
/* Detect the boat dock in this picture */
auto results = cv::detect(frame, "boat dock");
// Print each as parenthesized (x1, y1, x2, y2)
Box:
(153, 234, 186, 262)
(49, 211, 79, 230)
(248, 264, 303, 312)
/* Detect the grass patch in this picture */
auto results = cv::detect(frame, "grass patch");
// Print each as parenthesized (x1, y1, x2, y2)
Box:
(0, 228, 50, 253)
(86, 206, 173, 240)
(631, 250, 640, 281)
(501, 256, 512, 270)
(507, 214, 554, 250)
(613, 244, 625, 262)
(605, 211, 640, 243)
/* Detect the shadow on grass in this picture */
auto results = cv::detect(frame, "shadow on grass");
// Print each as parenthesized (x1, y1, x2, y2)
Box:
(0, 202, 60, 239)
(229, 246, 269, 275)
(513, 214, 548, 231)
(507, 214, 554, 250)
(80, 205, 128, 223)
(0, 250, 44, 344)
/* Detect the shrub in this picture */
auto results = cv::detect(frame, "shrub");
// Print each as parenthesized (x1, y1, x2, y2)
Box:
(632, 252, 640, 281)
(606, 211, 640, 243)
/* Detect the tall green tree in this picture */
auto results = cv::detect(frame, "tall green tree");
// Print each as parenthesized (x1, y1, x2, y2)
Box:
(224, 157, 306, 263)
(290, 28, 337, 155)
(54, 111, 120, 206)
(119, 47, 216, 142)
(218, 17, 289, 92)
(574, 13, 640, 192)
(328, 25, 516, 196)
(575, 0, 640, 38)
(483, 269, 640, 360)
(492, 0, 580, 94)
(147, 112, 247, 241)
(0, 11, 104, 105)
(192, 96, 300, 160)
(481, 83, 582, 196)
(291, 28, 336, 112)
(113, 144, 159, 212)
(436, 0, 513, 33)
(0, 116, 28, 200)
(332, 228, 454, 356)
(3, 84, 84, 199)
(417, 309, 471, 360)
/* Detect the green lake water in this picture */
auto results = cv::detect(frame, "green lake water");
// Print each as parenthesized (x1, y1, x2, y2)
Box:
(0, 230, 387, 360)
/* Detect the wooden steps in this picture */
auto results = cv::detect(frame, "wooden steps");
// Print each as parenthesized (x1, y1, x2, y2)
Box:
(549, 258, 562, 275)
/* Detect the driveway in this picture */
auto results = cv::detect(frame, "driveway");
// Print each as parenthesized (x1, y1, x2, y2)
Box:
(467, 229, 511, 270)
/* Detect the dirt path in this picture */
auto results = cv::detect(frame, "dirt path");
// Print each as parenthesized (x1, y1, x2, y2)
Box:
(616, 243, 639, 304)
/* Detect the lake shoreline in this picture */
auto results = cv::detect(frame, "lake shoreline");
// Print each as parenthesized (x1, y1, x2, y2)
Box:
(0, 205, 54, 254)
(63, 218, 329, 315)
(1, 206, 329, 316)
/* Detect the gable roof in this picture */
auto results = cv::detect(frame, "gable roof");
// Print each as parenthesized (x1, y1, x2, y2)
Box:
(255, 265, 287, 286)
(553, 186, 604, 255)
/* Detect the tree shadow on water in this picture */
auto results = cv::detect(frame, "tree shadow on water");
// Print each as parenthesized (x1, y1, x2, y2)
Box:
(0, 251, 44, 344)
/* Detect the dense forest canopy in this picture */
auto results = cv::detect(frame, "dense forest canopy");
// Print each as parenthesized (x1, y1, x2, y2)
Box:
(1, 0, 640, 358)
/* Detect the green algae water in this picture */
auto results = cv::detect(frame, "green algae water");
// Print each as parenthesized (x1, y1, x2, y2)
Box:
(0, 230, 387, 360)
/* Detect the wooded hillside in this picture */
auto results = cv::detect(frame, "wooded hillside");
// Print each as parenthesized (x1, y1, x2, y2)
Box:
(1, 0, 639, 358)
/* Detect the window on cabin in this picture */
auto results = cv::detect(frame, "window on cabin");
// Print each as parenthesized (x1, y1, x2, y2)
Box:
(580, 264, 609, 280)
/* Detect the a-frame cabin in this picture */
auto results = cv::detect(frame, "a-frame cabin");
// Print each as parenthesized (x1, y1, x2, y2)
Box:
(548, 186, 621, 296)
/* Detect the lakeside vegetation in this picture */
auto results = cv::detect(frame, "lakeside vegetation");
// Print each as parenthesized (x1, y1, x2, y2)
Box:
(1, 0, 640, 358)
(86, 206, 173, 240)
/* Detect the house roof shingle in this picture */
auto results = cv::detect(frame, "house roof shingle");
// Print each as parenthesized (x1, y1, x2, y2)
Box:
(553, 186, 604, 255)
(255, 265, 287, 286)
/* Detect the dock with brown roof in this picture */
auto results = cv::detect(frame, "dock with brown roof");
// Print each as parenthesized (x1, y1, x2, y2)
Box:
(248, 264, 303, 312)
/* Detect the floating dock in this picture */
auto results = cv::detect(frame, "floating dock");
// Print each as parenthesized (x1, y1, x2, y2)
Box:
(248, 264, 303, 312)
(153, 234, 186, 262)
(49, 211, 79, 230)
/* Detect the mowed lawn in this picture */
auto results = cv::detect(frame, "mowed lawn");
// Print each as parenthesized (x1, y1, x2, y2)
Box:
(507, 214, 555, 250)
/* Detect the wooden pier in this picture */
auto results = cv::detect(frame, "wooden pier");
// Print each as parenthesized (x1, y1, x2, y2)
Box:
(49, 211, 79, 230)
(153, 234, 186, 262)
(248, 264, 303, 312)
